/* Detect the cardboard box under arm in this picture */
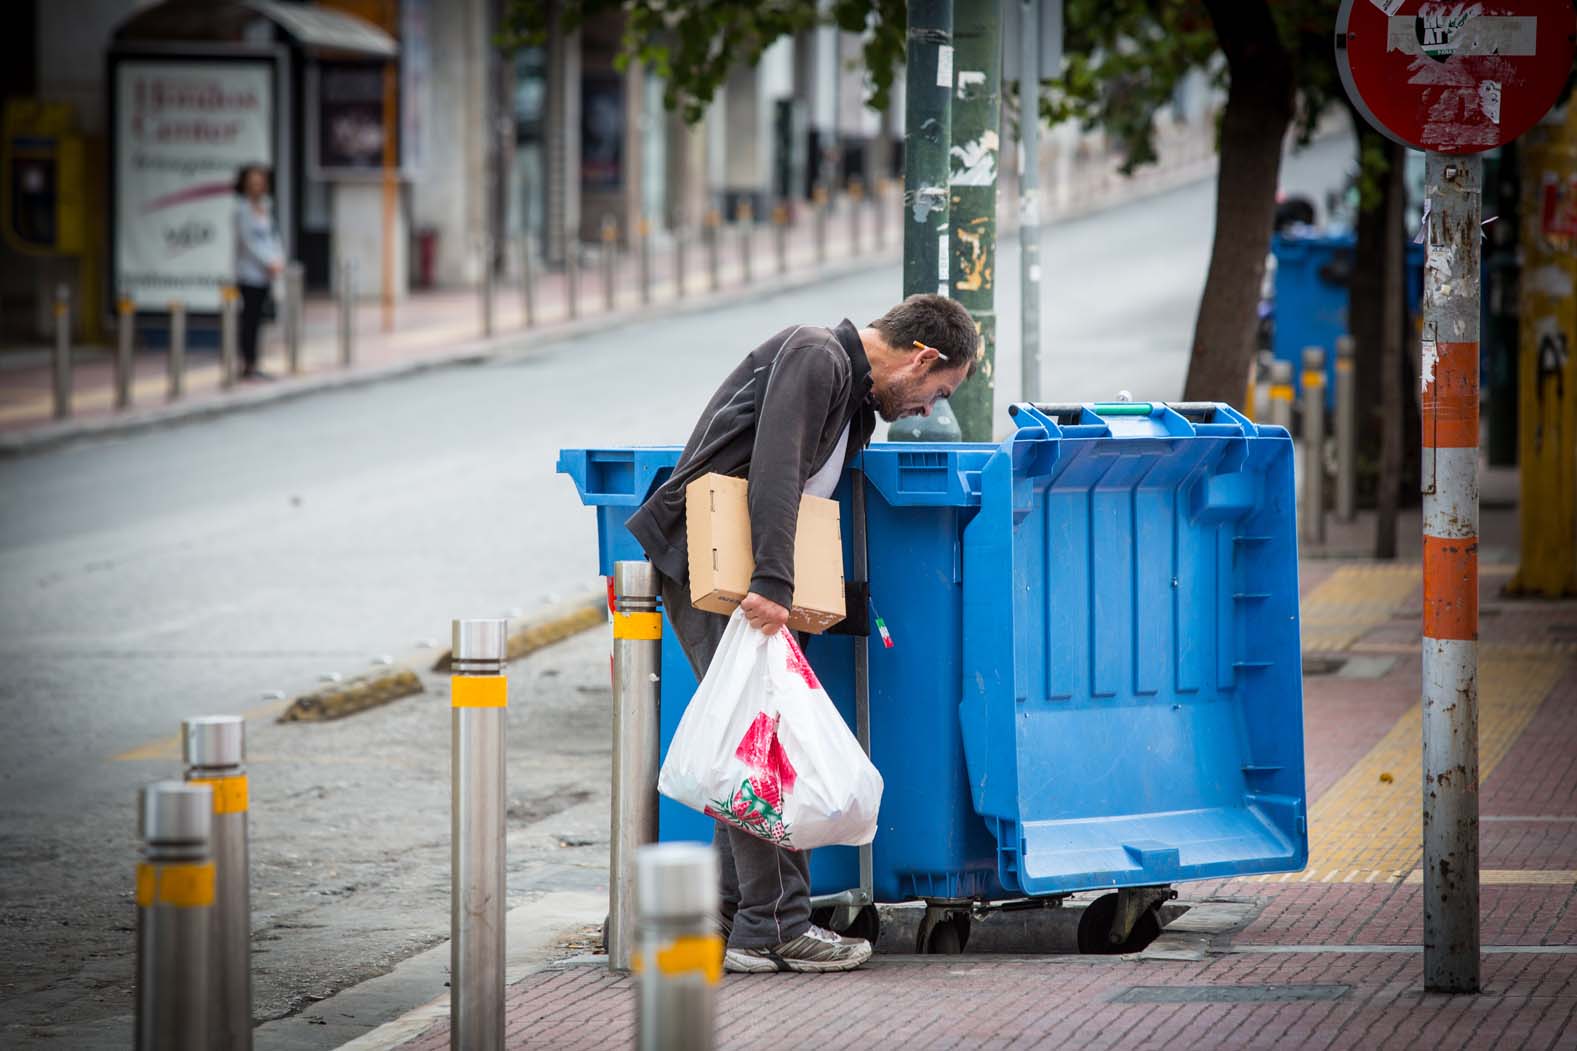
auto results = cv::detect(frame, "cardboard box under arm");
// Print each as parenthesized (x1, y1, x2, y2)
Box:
(684, 472, 846, 634)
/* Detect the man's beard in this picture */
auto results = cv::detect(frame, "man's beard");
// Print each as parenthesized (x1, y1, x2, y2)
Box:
(873, 381, 917, 423)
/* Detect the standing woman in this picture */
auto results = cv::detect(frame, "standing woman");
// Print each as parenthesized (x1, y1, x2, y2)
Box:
(234, 164, 285, 379)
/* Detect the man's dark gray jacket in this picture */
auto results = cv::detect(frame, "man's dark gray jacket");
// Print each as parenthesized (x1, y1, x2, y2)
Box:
(626, 319, 875, 609)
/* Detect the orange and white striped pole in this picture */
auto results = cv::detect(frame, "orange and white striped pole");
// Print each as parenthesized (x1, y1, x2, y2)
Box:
(1420, 152, 1481, 994)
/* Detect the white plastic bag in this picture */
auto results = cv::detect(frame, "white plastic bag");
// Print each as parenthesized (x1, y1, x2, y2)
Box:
(658, 609, 883, 851)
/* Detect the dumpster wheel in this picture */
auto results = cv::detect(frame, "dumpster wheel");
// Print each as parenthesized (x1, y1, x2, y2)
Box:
(811, 904, 880, 946)
(1076, 890, 1169, 955)
(916, 904, 972, 954)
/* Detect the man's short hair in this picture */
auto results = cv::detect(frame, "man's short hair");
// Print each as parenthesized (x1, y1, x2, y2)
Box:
(870, 294, 981, 377)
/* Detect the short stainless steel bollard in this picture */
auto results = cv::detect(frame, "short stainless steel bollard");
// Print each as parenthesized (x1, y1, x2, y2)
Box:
(636, 843, 720, 1051)
(566, 240, 581, 320)
(219, 286, 239, 390)
(183, 716, 251, 1051)
(519, 234, 537, 328)
(116, 297, 135, 410)
(337, 260, 357, 367)
(610, 562, 662, 973)
(1336, 335, 1357, 522)
(1301, 347, 1327, 544)
(736, 202, 753, 285)
(674, 228, 688, 300)
(637, 218, 652, 306)
(850, 177, 865, 255)
(284, 263, 304, 375)
(705, 210, 721, 292)
(874, 178, 889, 249)
(814, 186, 829, 264)
(168, 301, 187, 401)
(53, 283, 71, 419)
(450, 618, 509, 1051)
(136, 780, 214, 1051)
(773, 204, 789, 275)
(480, 236, 495, 338)
(601, 214, 618, 311)
(1268, 359, 1294, 435)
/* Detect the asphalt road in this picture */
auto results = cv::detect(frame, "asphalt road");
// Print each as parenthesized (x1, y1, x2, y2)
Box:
(0, 127, 1354, 1048)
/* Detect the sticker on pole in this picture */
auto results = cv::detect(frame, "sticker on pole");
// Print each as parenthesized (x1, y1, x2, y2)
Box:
(1335, 0, 1575, 154)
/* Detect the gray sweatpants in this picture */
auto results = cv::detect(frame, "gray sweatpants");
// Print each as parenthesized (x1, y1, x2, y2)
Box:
(658, 573, 813, 950)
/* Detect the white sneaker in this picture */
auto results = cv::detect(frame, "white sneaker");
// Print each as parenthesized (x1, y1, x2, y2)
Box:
(723, 924, 873, 973)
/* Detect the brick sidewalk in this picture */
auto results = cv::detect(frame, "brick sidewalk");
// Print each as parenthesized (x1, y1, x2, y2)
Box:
(372, 565, 1577, 1050)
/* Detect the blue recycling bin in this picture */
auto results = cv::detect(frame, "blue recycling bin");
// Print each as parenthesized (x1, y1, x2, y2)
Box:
(558, 401, 1308, 905)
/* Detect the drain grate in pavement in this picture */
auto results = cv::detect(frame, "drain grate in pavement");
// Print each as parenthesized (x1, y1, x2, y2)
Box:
(1111, 984, 1350, 1004)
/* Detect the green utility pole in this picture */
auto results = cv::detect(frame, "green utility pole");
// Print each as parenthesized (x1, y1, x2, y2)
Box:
(947, 0, 1002, 442)
(890, 0, 962, 442)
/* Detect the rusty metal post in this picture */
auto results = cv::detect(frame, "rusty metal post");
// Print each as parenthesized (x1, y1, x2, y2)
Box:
(813, 185, 828, 264)
(773, 204, 789, 275)
(1420, 151, 1481, 995)
(116, 297, 136, 410)
(849, 177, 865, 255)
(167, 301, 187, 402)
(52, 284, 71, 419)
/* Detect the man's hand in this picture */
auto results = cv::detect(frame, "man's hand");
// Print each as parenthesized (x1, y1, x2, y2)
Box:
(740, 592, 790, 636)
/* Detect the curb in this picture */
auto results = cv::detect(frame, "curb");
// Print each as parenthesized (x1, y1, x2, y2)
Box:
(430, 590, 608, 673)
(0, 251, 899, 459)
(276, 589, 607, 724)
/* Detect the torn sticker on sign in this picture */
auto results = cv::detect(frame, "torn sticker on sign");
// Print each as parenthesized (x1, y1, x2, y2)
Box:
(956, 70, 986, 100)
(1477, 80, 1502, 124)
(1421, 337, 1440, 392)
(938, 233, 949, 281)
(950, 130, 999, 186)
(936, 45, 954, 88)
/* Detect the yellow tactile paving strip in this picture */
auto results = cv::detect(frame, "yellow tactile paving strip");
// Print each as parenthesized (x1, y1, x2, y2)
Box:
(1252, 652, 1570, 884)
(1300, 564, 1422, 652)
(1402, 869, 1577, 886)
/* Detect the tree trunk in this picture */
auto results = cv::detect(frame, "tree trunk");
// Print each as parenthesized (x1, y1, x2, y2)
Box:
(1183, 0, 1295, 403)
(1375, 138, 1406, 560)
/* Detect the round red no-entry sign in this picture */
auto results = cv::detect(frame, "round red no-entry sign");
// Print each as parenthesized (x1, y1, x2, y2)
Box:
(1336, 0, 1576, 154)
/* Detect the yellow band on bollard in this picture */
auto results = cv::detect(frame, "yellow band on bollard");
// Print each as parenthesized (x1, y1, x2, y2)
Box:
(1302, 370, 1325, 388)
(612, 611, 662, 641)
(1269, 384, 1294, 401)
(1336, 358, 1354, 373)
(136, 862, 216, 908)
(190, 775, 249, 814)
(451, 674, 508, 708)
(633, 935, 724, 984)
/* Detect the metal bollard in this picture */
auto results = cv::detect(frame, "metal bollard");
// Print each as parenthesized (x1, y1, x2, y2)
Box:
(53, 284, 71, 419)
(849, 178, 865, 255)
(519, 234, 537, 328)
(813, 186, 829, 264)
(1335, 335, 1357, 522)
(610, 562, 662, 973)
(1268, 359, 1294, 434)
(566, 239, 581, 320)
(284, 263, 304, 375)
(337, 259, 357, 367)
(637, 218, 652, 306)
(219, 286, 239, 390)
(116, 297, 135, 410)
(736, 202, 753, 285)
(875, 178, 888, 249)
(705, 210, 721, 292)
(1301, 347, 1327, 544)
(635, 843, 720, 1051)
(773, 204, 789, 275)
(674, 227, 688, 300)
(480, 237, 495, 339)
(602, 214, 618, 311)
(135, 781, 214, 1051)
(450, 618, 509, 1051)
(168, 301, 187, 401)
(183, 717, 251, 1051)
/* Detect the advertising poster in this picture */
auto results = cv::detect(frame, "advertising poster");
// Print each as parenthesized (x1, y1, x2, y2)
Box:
(115, 60, 274, 312)
(316, 61, 390, 173)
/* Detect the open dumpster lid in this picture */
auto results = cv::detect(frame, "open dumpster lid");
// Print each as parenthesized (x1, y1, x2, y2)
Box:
(958, 403, 1308, 895)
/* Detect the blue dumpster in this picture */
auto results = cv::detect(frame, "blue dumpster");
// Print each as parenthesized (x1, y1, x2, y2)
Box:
(559, 401, 1308, 911)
